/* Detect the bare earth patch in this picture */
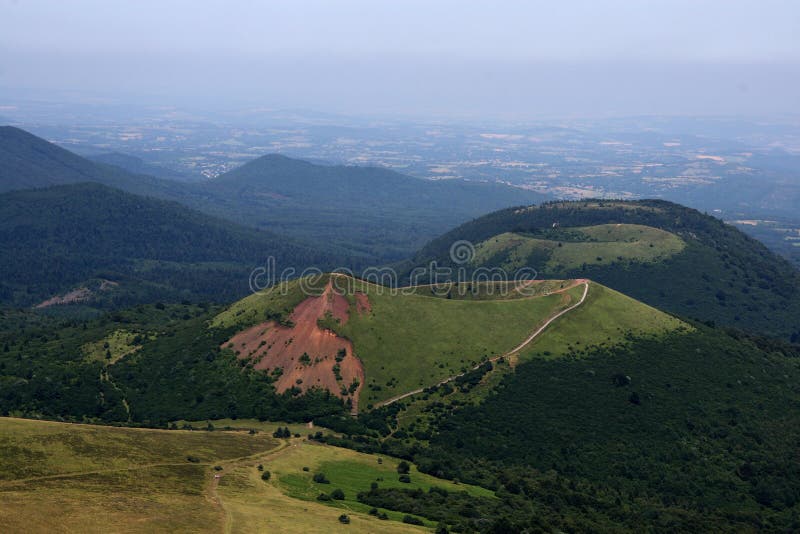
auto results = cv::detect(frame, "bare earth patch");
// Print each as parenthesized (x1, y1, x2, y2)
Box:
(223, 281, 365, 410)
(35, 287, 92, 308)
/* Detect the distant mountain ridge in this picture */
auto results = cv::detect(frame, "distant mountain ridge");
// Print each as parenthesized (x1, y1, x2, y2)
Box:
(200, 153, 546, 259)
(0, 126, 182, 197)
(0, 126, 546, 261)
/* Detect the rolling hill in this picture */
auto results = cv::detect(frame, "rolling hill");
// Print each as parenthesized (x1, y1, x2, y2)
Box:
(0, 126, 545, 261)
(0, 182, 342, 310)
(408, 200, 800, 340)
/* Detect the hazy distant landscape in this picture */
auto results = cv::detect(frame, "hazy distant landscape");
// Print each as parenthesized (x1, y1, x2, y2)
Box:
(2, 1, 799, 532)
(4, 103, 799, 265)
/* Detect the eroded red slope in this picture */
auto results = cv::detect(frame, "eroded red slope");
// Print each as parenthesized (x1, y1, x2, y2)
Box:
(223, 282, 366, 410)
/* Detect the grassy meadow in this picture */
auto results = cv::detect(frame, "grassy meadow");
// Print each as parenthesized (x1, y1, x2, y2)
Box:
(0, 417, 280, 532)
(331, 281, 584, 409)
(473, 223, 685, 271)
(522, 282, 688, 359)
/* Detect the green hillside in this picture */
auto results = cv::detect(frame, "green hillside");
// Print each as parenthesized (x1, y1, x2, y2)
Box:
(401, 327, 800, 532)
(0, 299, 345, 425)
(410, 200, 800, 340)
(0, 183, 342, 309)
(0, 272, 683, 423)
(214, 274, 685, 410)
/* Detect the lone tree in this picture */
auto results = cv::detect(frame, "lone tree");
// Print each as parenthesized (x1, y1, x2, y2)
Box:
(397, 461, 410, 475)
(338, 514, 350, 524)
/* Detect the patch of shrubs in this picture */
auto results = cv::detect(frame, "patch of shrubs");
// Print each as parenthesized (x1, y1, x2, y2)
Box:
(313, 472, 330, 484)
(272, 426, 292, 438)
(403, 515, 424, 525)
(368, 508, 389, 520)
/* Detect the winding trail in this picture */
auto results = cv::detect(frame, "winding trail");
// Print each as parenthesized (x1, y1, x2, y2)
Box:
(374, 280, 590, 409)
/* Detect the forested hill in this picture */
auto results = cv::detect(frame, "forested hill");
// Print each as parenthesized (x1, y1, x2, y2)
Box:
(410, 200, 800, 340)
(0, 183, 343, 309)
(0, 127, 545, 261)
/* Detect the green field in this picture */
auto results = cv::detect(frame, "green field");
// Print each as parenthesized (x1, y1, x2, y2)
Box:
(250, 441, 493, 528)
(473, 223, 685, 271)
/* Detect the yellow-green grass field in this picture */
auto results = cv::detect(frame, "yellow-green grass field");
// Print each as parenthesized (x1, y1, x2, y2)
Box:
(473, 223, 685, 271)
(0, 417, 279, 532)
(0, 417, 483, 532)
(174, 418, 322, 437)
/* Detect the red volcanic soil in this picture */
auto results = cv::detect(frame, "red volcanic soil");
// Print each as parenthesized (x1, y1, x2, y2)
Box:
(222, 282, 367, 411)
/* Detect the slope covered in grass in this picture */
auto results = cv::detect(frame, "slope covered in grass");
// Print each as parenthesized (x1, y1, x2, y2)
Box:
(261, 441, 492, 527)
(522, 282, 688, 359)
(0, 417, 279, 532)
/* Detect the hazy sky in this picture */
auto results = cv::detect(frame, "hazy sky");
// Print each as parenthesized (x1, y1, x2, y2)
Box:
(1, 0, 799, 118)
